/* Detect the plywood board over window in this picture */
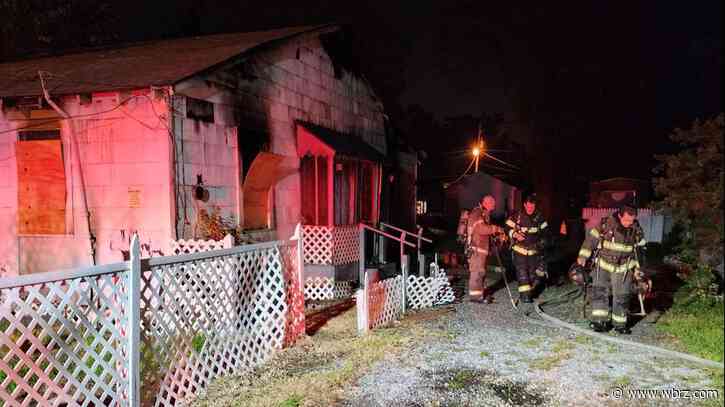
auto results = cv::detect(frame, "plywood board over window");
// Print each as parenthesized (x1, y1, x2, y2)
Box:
(16, 131, 66, 234)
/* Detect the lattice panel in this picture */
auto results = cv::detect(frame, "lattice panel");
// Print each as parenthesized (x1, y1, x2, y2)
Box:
(331, 226, 359, 265)
(0, 274, 129, 407)
(139, 246, 291, 407)
(280, 244, 305, 347)
(302, 226, 333, 265)
(169, 237, 232, 256)
(304, 278, 354, 301)
(406, 275, 456, 310)
(367, 276, 403, 330)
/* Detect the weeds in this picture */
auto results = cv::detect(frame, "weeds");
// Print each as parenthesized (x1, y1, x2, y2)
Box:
(191, 307, 441, 407)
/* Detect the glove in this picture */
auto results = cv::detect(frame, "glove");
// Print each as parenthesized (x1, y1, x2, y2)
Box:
(634, 269, 645, 282)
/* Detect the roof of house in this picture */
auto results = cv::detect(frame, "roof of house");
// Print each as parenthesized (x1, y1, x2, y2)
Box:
(297, 121, 386, 162)
(0, 24, 333, 98)
(592, 177, 647, 184)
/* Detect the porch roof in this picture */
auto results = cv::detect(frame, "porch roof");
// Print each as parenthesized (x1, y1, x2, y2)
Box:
(296, 121, 385, 162)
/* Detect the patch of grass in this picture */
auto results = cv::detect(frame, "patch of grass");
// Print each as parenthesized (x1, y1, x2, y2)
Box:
(550, 340, 570, 354)
(605, 343, 619, 354)
(611, 375, 632, 388)
(447, 369, 477, 390)
(573, 335, 593, 346)
(701, 368, 725, 407)
(192, 332, 206, 354)
(479, 351, 490, 358)
(278, 394, 303, 407)
(191, 307, 444, 407)
(657, 271, 724, 363)
(529, 351, 572, 371)
(593, 373, 612, 383)
(521, 336, 545, 349)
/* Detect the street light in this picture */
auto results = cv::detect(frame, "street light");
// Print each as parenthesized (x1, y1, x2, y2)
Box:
(472, 140, 485, 172)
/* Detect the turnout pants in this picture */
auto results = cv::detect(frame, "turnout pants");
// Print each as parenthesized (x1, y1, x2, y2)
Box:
(591, 266, 633, 328)
(468, 252, 488, 299)
(512, 251, 542, 300)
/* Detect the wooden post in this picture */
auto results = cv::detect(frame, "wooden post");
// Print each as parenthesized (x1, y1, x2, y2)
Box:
(222, 233, 234, 248)
(419, 253, 426, 277)
(295, 223, 304, 289)
(356, 269, 369, 335)
(401, 254, 409, 315)
(128, 234, 141, 407)
(359, 225, 365, 287)
(378, 233, 386, 264)
(399, 231, 406, 271)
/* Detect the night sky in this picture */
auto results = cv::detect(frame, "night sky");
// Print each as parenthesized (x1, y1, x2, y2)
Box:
(2, 1, 722, 202)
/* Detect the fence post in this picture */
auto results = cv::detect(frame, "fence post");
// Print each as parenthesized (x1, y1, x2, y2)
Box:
(401, 254, 409, 315)
(417, 226, 423, 276)
(128, 234, 141, 407)
(295, 223, 304, 290)
(222, 233, 234, 248)
(356, 270, 369, 335)
(378, 233, 386, 264)
(359, 225, 365, 287)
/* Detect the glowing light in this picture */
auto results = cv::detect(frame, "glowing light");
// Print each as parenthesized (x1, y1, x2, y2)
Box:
(472, 147, 480, 157)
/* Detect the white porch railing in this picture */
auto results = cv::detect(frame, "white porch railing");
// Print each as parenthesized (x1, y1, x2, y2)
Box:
(303, 277, 354, 301)
(168, 235, 234, 255)
(301, 225, 359, 265)
(0, 234, 305, 406)
(355, 223, 455, 335)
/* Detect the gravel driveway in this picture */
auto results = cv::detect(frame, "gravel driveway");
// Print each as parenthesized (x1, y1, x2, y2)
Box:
(337, 277, 719, 406)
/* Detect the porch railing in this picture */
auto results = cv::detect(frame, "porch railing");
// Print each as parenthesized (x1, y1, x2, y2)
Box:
(301, 225, 359, 265)
(356, 224, 455, 335)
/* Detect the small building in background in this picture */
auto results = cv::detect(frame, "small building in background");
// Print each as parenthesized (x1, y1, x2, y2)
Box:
(444, 171, 520, 224)
(588, 177, 652, 208)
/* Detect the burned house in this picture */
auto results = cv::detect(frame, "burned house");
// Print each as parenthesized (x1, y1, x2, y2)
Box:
(0, 24, 393, 277)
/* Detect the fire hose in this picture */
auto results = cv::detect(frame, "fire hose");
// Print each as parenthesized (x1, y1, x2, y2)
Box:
(488, 239, 723, 370)
(534, 292, 724, 370)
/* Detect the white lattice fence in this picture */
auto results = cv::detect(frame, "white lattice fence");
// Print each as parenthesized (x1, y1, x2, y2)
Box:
(367, 276, 404, 330)
(302, 226, 333, 265)
(140, 242, 302, 406)
(303, 278, 354, 301)
(0, 237, 305, 407)
(169, 235, 234, 256)
(0, 266, 130, 406)
(331, 226, 359, 265)
(406, 264, 455, 310)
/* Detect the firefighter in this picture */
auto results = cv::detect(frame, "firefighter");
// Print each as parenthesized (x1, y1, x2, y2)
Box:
(466, 195, 505, 303)
(506, 194, 548, 303)
(577, 205, 646, 334)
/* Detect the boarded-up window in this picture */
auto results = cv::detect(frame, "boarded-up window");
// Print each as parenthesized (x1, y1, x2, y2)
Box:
(16, 131, 66, 234)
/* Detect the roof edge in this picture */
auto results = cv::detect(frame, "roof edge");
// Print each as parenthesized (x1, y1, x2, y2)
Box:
(172, 23, 340, 87)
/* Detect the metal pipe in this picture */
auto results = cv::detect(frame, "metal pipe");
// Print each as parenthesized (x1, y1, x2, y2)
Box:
(360, 224, 416, 248)
(38, 71, 96, 266)
(380, 222, 432, 243)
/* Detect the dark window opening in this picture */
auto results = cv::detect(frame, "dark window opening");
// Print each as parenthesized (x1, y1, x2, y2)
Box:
(18, 130, 61, 141)
(239, 128, 270, 180)
(186, 97, 214, 123)
(300, 155, 329, 225)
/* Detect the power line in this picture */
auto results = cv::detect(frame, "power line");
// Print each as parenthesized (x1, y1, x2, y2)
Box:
(446, 156, 476, 187)
(483, 151, 520, 170)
